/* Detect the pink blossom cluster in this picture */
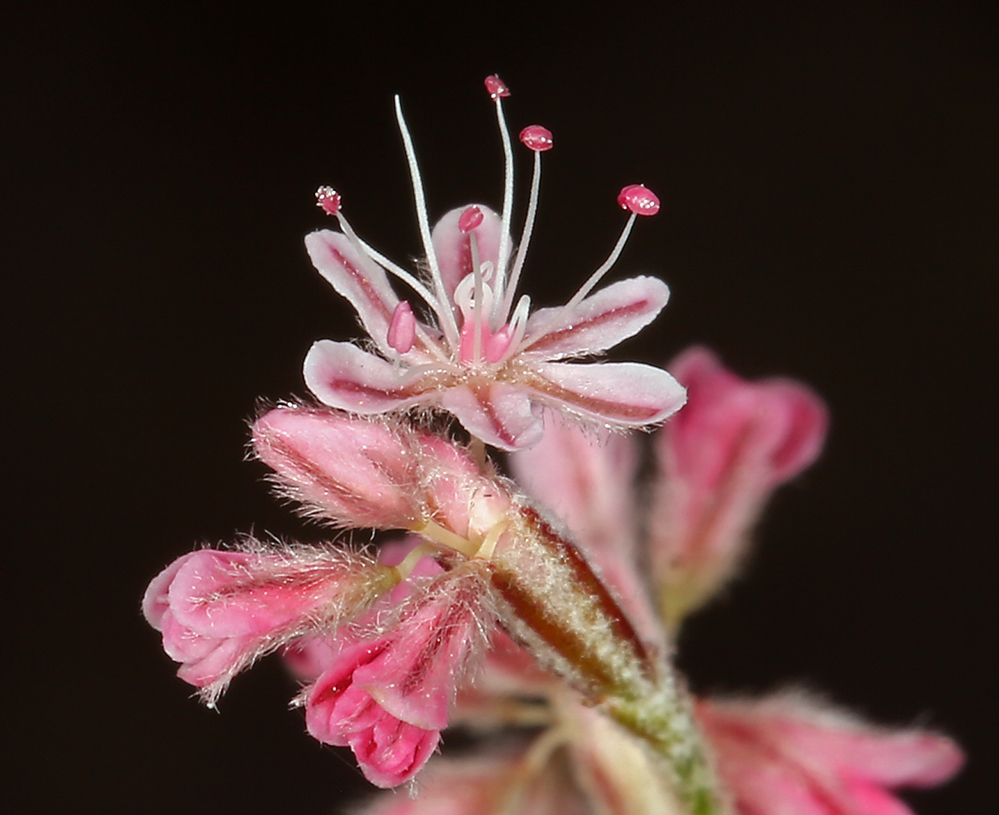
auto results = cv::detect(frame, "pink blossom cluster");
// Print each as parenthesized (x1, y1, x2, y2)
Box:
(144, 76, 962, 814)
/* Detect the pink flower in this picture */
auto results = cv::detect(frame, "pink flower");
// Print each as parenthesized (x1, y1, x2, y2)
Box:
(305, 564, 495, 787)
(303, 77, 685, 451)
(697, 693, 964, 815)
(649, 346, 829, 622)
(142, 546, 394, 703)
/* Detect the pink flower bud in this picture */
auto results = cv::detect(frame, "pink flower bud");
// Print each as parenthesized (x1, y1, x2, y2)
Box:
(650, 347, 829, 623)
(253, 406, 424, 529)
(305, 564, 495, 787)
(142, 545, 395, 703)
(697, 693, 964, 815)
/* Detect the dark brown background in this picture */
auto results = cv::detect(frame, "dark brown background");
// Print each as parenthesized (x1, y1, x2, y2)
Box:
(6, 2, 996, 813)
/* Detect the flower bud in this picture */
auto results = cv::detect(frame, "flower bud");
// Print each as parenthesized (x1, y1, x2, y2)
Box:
(253, 406, 424, 529)
(650, 347, 829, 625)
(142, 544, 396, 703)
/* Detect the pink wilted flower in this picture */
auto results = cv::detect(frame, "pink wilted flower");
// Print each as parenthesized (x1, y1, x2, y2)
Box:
(696, 693, 964, 815)
(649, 346, 829, 624)
(142, 544, 397, 704)
(303, 76, 685, 451)
(304, 562, 496, 787)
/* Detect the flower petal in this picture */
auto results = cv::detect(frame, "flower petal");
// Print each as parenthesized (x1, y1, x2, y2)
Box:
(441, 382, 545, 451)
(430, 204, 506, 299)
(523, 276, 670, 359)
(304, 340, 437, 414)
(305, 230, 401, 355)
(527, 361, 687, 428)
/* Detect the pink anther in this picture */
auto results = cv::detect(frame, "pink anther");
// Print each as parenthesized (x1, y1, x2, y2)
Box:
(484, 75, 511, 100)
(315, 186, 341, 216)
(387, 301, 416, 354)
(519, 125, 553, 152)
(458, 205, 484, 233)
(617, 184, 660, 216)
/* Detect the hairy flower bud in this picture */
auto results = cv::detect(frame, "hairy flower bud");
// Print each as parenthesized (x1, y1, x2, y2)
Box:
(650, 347, 829, 625)
(305, 563, 496, 786)
(253, 406, 425, 529)
(142, 544, 396, 703)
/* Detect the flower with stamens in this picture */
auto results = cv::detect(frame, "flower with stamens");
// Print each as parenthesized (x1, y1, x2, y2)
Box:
(303, 76, 685, 451)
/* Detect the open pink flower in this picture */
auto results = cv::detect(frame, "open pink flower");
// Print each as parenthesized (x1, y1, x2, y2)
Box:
(142, 546, 395, 703)
(304, 77, 684, 450)
(305, 564, 495, 787)
(697, 693, 964, 815)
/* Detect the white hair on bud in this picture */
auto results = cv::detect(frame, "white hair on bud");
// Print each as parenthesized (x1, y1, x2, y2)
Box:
(190, 539, 397, 705)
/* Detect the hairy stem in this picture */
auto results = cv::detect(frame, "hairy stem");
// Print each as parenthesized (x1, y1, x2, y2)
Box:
(488, 503, 730, 815)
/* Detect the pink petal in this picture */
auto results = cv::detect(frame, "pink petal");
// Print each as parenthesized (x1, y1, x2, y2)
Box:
(142, 552, 198, 630)
(698, 695, 964, 815)
(529, 361, 687, 427)
(668, 346, 829, 489)
(430, 204, 505, 299)
(304, 340, 436, 414)
(441, 382, 544, 451)
(509, 419, 639, 545)
(523, 276, 670, 359)
(252, 404, 423, 528)
(348, 721, 440, 788)
(305, 230, 401, 355)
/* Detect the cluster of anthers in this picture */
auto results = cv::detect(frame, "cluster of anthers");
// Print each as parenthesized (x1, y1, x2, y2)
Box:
(144, 76, 963, 815)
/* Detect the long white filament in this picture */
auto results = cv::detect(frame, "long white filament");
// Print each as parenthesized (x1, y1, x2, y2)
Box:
(394, 96, 461, 346)
(336, 213, 443, 317)
(470, 229, 484, 363)
(519, 213, 637, 351)
(491, 95, 516, 315)
(499, 148, 542, 323)
(562, 213, 637, 311)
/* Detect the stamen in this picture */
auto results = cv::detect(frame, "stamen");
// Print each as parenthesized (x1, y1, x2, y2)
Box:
(387, 301, 416, 354)
(500, 130, 550, 321)
(496, 294, 532, 364)
(413, 519, 480, 558)
(335, 211, 444, 318)
(617, 183, 661, 216)
(315, 186, 341, 216)
(518, 205, 641, 351)
(470, 229, 484, 363)
(561, 213, 638, 312)
(458, 204, 484, 233)
(473, 519, 508, 560)
(486, 76, 516, 314)
(556, 184, 659, 312)
(518, 125, 553, 152)
(393, 96, 461, 346)
(483, 74, 511, 100)
(392, 542, 438, 582)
